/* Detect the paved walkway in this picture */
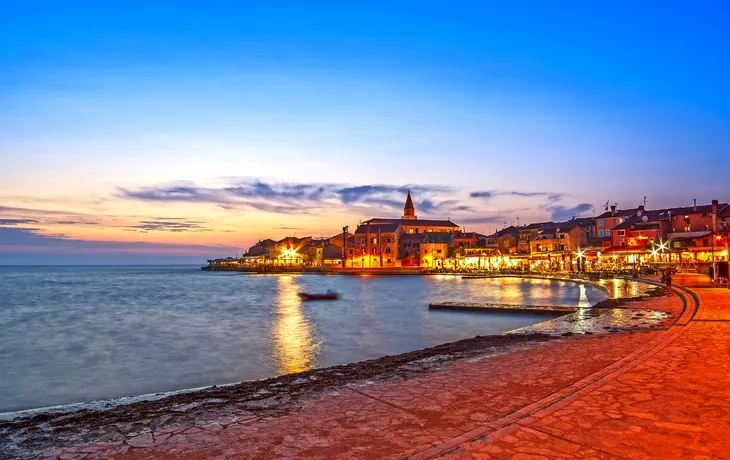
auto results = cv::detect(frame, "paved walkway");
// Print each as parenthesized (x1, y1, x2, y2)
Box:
(42, 284, 730, 459)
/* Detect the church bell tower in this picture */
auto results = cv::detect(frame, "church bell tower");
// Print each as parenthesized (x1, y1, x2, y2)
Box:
(402, 190, 417, 220)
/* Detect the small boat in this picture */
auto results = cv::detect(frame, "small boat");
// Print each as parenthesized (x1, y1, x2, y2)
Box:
(298, 290, 339, 301)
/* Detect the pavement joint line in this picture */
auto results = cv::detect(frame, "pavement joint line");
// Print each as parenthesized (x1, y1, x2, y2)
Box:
(344, 386, 418, 416)
(343, 385, 495, 453)
(514, 422, 628, 459)
(411, 284, 699, 459)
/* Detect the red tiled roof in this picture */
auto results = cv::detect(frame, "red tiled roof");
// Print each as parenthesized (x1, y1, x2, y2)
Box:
(354, 223, 401, 234)
(364, 218, 460, 227)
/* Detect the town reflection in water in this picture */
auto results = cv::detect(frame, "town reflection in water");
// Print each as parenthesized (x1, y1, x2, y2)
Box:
(271, 275, 320, 374)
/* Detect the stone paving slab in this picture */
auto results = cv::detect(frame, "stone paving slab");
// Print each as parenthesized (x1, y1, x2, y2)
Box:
(98, 331, 667, 460)
(519, 319, 730, 458)
(695, 288, 730, 321)
(437, 423, 615, 459)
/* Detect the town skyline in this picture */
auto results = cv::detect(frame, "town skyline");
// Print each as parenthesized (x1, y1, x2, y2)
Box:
(2, 2, 729, 264)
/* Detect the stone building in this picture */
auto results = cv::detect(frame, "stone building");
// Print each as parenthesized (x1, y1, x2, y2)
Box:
(347, 191, 460, 268)
(419, 232, 454, 268)
(530, 222, 587, 254)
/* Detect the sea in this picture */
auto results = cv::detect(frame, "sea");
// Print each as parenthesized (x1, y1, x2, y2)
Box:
(0, 266, 611, 413)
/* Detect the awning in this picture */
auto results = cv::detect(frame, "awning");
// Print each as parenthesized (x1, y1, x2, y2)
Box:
(602, 246, 650, 254)
(666, 231, 712, 240)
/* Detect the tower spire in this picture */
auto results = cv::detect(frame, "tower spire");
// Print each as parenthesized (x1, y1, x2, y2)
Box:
(403, 190, 417, 220)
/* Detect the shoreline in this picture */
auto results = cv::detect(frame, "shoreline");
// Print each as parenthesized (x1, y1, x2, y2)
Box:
(0, 277, 672, 458)
(0, 276, 659, 419)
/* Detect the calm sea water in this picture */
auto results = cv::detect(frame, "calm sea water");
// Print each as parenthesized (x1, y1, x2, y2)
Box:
(0, 266, 609, 413)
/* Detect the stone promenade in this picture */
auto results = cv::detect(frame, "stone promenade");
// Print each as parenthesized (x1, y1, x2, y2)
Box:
(21, 281, 730, 459)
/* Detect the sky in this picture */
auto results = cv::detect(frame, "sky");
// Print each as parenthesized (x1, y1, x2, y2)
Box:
(1, 1, 729, 264)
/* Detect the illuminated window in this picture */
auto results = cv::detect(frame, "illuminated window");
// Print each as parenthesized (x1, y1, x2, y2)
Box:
(408, 228, 415, 234)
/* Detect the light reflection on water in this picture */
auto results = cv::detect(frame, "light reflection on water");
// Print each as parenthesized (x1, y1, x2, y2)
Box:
(272, 275, 319, 374)
(0, 267, 613, 412)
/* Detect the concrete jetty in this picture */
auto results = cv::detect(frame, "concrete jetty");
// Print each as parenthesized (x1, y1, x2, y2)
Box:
(428, 301, 577, 313)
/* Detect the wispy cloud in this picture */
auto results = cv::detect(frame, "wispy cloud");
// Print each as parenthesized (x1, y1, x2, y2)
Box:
(469, 191, 495, 199)
(470, 190, 568, 200)
(118, 180, 454, 216)
(124, 220, 212, 233)
(0, 218, 39, 226)
(547, 203, 594, 221)
(0, 227, 236, 256)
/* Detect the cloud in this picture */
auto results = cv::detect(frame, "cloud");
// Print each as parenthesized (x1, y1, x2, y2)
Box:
(118, 186, 228, 204)
(470, 190, 568, 201)
(0, 218, 39, 226)
(0, 227, 237, 257)
(547, 194, 564, 203)
(0, 206, 102, 226)
(125, 220, 212, 233)
(337, 185, 407, 204)
(118, 180, 453, 216)
(470, 191, 495, 199)
(54, 220, 101, 225)
(547, 203, 594, 221)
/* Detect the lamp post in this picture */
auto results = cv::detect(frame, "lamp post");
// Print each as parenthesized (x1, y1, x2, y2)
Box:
(713, 233, 722, 284)
(342, 226, 348, 269)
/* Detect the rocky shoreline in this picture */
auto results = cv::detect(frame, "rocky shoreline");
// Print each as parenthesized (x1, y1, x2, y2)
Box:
(1, 333, 558, 458)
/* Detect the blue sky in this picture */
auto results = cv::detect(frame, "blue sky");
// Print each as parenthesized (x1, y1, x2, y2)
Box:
(1, 1, 729, 263)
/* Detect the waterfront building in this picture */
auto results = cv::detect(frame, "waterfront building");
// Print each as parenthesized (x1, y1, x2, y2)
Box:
(461, 245, 503, 269)
(599, 200, 730, 269)
(348, 191, 460, 268)
(517, 222, 552, 254)
(484, 227, 520, 255)
(247, 239, 277, 258)
(529, 222, 588, 271)
(452, 231, 484, 250)
(594, 205, 635, 247)
(208, 193, 730, 275)
(351, 221, 401, 268)
(419, 232, 454, 268)
(273, 236, 312, 265)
